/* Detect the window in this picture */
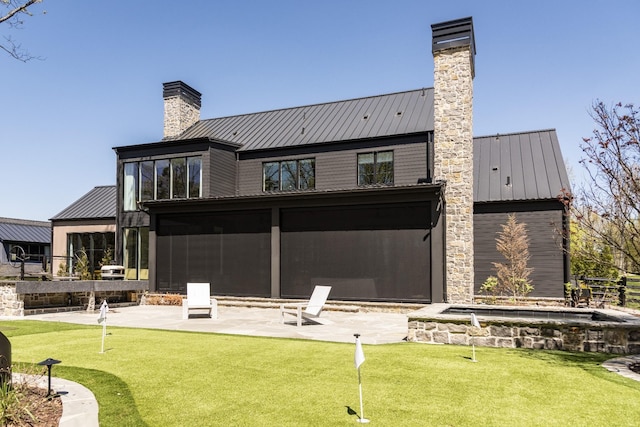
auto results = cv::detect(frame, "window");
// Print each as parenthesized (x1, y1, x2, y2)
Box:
(155, 159, 170, 200)
(67, 232, 115, 277)
(123, 163, 138, 210)
(263, 158, 315, 192)
(187, 157, 202, 198)
(123, 156, 202, 211)
(358, 151, 393, 186)
(123, 227, 148, 280)
(171, 158, 187, 199)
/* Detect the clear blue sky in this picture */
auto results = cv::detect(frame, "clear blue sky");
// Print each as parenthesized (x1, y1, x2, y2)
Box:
(2, 1, 639, 221)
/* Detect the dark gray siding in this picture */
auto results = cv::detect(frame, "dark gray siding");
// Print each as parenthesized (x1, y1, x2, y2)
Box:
(474, 208, 565, 298)
(208, 147, 237, 197)
(237, 141, 428, 195)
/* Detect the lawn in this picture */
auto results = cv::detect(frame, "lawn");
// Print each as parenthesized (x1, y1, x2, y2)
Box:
(2, 320, 640, 426)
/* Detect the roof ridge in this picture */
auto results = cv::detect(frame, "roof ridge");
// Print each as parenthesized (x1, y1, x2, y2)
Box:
(199, 87, 434, 122)
(474, 128, 557, 139)
(0, 217, 50, 226)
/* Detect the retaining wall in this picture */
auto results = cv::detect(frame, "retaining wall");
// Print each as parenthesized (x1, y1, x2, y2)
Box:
(0, 280, 149, 316)
(408, 304, 640, 354)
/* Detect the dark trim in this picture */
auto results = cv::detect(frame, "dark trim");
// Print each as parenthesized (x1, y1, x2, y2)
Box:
(113, 138, 240, 158)
(474, 199, 565, 214)
(144, 184, 443, 214)
(162, 81, 202, 108)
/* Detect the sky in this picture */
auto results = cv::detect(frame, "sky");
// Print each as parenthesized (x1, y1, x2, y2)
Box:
(2, 1, 639, 221)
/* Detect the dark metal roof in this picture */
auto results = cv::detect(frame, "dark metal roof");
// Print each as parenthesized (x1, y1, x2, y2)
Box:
(0, 217, 50, 244)
(473, 129, 571, 203)
(50, 185, 116, 220)
(172, 88, 434, 151)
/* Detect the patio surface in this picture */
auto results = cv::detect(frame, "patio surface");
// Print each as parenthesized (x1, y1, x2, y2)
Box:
(25, 304, 410, 344)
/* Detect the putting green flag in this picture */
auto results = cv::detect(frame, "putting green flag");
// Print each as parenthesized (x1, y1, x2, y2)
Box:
(471, 313, 480, 328)
(355, 335, 365, 369)
(98, 300, 109, 324)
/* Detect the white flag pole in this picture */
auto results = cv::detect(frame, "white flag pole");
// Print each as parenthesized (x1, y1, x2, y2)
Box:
(354, 333, 369, 424)
(98, 300, 109, 354)
(470, 313, 480, 362)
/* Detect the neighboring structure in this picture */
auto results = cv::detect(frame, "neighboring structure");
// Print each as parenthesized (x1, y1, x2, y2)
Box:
(0, 217, 50, 277)
(50, 186, 116, 278)
(112, 17, 571, 303)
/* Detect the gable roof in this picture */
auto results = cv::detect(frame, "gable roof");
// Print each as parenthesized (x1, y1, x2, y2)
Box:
(473, 129, 571, 203)
(173, 88, 435, 151)
(0, 217, 50, 244)
(50, 186, 116, 221)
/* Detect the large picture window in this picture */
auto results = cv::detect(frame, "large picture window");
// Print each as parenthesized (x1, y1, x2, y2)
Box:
(123, 156, 202, 210)
(67, 232, 115, 278)
(263, 158, 315, 192)
(357, 151, 394, 186)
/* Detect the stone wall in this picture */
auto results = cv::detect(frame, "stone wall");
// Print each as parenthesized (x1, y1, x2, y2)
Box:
(408, 312, 640, 354)
(433, 45, 475, 303)
(0, 281, 148, 316)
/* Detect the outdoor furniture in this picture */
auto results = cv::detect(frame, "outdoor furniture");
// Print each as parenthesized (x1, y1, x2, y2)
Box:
(280, 285, 332, 327)
(182, 283, 217, 319)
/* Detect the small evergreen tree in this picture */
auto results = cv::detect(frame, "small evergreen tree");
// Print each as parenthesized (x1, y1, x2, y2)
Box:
(493, 214, 534, 301)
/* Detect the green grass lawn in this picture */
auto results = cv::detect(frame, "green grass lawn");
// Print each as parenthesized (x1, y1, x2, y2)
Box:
(2, 320, 640, 426)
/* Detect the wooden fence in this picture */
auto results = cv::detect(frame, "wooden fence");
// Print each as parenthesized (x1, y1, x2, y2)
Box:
(572, 276, 640, 308)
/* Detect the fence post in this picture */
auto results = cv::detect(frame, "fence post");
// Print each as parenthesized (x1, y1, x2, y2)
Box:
(619, 277, 627, 307)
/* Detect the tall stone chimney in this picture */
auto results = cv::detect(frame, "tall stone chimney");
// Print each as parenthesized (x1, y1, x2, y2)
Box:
(163, 81, 201, 139)
(431, 17, 475, 303)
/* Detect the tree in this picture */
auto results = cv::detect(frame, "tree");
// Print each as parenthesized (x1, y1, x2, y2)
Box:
(575, 101, 640, 275)
(1, 0, 44, 62)
(492, 213, 534, 301)
(569, 218, 617, 279)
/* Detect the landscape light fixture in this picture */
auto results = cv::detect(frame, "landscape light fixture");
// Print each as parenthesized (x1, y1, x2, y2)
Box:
(37, 358, 61, 398)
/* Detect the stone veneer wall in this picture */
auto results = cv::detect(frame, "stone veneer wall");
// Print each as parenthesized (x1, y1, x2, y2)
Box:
(0, 281, 148, 316)
(163, 94, 200, 139)
(433, 46, 475, 303)
(407, 317, 640, 354)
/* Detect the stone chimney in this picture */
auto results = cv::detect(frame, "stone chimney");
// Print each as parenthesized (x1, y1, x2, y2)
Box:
(163, 81, 201, 139)
(431, 17, 475, 303)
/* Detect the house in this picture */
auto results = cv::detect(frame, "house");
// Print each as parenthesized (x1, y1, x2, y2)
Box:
(50, 185, 116, 278)
(0, 217, 50, 277)
(112, 17, 570, 303)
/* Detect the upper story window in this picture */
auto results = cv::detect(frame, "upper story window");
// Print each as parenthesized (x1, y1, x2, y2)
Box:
(263, 158, 315, 192)
(124, 156, 202, 211)
(358, 150, 394, 186)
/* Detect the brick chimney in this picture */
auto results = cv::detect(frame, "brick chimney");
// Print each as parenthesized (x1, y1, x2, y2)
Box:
(163, 81, 201, 139)
(431, 17, 475, 303)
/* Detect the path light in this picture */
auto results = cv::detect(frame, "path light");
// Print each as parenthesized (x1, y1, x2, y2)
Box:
(37, 358, 61, 398)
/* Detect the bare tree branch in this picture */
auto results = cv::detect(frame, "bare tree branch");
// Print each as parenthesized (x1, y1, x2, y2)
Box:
(1, 0, 44, 61)
(574, 101, 640, 274)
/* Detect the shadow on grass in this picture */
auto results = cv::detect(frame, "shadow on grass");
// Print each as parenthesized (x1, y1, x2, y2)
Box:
(52, 365, 148, 426)
(508, 348, 640, 390)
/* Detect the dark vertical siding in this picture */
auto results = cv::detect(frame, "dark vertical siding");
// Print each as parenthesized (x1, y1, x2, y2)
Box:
(237, 142, 428, 195)
(474, 208, 565, 298)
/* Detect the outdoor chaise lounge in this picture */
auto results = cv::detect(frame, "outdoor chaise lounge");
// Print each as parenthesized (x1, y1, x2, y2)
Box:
(182, 282, 218, 319)
(280, 285, 332, 327)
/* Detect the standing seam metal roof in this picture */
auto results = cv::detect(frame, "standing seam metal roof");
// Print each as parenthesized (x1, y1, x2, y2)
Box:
(173, 89, 435, 150)
(50, 186, 116, 220)
(0, 218, 50, 244)
(473, 129, 571, 203)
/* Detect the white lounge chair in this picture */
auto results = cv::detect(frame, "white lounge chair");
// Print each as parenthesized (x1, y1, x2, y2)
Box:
(182, 282, 217, 319)
(280, 285, 332, 327)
